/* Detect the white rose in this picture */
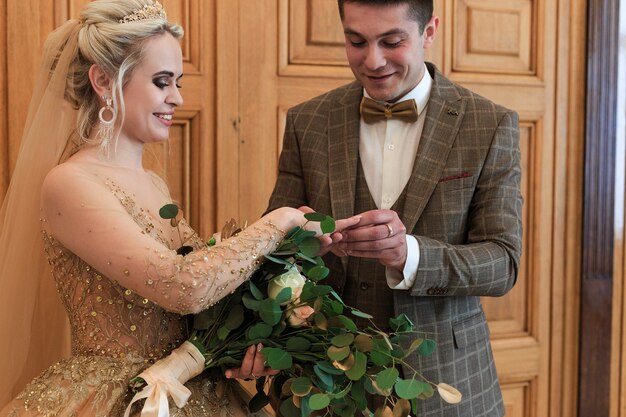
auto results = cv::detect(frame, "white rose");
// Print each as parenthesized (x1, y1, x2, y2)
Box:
(267, 267, 306, 304)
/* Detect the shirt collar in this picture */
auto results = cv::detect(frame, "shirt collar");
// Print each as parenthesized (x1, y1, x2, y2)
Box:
(363, 63, 432, 116)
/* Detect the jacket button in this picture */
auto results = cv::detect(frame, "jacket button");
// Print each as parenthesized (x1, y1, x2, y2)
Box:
(359, 283, 369, 291)
(332, 284, 342, 292)
(427, 288, 436, 295)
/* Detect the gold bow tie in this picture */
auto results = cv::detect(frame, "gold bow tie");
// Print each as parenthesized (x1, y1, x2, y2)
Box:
(360, 97, 419, 124)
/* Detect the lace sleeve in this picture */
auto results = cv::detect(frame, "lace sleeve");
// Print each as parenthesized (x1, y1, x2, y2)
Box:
(41, 164, 285, 315)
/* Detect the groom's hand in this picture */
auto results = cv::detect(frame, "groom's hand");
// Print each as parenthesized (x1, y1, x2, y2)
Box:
(335, 209, 407, 271)
(224, 343, 279, 380)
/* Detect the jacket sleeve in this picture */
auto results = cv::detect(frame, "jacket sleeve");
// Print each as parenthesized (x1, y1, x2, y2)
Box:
(411, 110, 523, 297)
(267, 109, 309, 212)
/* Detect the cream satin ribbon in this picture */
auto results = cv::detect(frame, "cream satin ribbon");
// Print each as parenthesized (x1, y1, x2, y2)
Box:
(124, 341, 205, 417)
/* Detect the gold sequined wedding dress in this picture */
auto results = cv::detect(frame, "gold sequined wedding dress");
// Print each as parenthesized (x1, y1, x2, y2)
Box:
(1, 161, 282, 417)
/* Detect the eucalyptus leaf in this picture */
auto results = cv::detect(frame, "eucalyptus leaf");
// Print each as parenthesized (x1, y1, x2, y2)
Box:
(310, 285, 333, 297)
(284, 226, 301, 239)
(309, 393, 331, 410)
(370, 349, 391, 366)
(247, 322, 273, 339)
(391, 345, 405, 359)
(304, 212, 328, 222)
(417, 382, 434, 400)
(290, 377, 313, 396)
(351, 309, 374, 319)
(395, 379, 424, 400)
(279, 397, 301, 417)
(286, 336, 311, 351)
(224, 304, 244, 330)
(436, 383, 462, 404)
(263, 347, 293, 370)
(348, 381, 365, 410)
(393, 399, 411, 417)
(217, 325, 230, 341)
(333, 397, 358, 416)
(337, 315, 358, 332)
(320, 217, 336, 234)
(158, 203, 179, 219)
(327, 345, 351, 361)
(265, 254, 293, 266)
(307, 265, 330, 281)
(259, 298, 282, 326)
(389, 313, 414, 333)
(345, 351, 367, 381)
(417, 339, 437, 357)
(328, 300, 344, 314)
(374, 405, 393, 417)
(296, 252, 319, 265)
(404, 338, 423, 357)
(271, 320, 287, 337)
(192, 310, 216, 330)
(291, 353, 320, 362)
(274, 287, 293, 305)
(376, 368, 399, 390)
(331, 333, 355, 347)
(248, 281, 264, 301)
(313, 365, 334, 391)
(354, 334, 374, 352)
(299, 236, 321, 258)
(314, 312, 328, 330)
(242, 293, 261, 311)
(316, 360, 344, 375)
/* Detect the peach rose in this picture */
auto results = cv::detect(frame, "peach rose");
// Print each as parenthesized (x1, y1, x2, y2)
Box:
(287, 304, 315, 327)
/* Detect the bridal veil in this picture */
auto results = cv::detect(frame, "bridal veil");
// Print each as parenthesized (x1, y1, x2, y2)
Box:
(0, 20, 81, 406)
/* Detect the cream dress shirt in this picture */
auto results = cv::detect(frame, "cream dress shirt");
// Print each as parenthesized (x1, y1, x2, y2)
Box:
(359, 64, 432, 290)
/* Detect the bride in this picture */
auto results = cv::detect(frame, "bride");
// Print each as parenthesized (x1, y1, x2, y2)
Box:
(0, 1, 353, 416)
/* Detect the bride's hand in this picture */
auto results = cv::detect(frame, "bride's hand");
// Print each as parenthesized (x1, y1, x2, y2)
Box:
(297, 206, 361, 256)
(224, 343, 278, 380)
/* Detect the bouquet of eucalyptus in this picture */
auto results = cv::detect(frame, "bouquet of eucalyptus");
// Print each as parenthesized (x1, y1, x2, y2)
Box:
(126, 207, 461, 417)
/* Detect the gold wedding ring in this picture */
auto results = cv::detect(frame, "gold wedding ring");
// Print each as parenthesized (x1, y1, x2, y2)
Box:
(385, 223, 393, 238)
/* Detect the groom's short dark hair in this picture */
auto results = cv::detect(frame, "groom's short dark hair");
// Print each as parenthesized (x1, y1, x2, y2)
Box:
(337, 0, 433, 33)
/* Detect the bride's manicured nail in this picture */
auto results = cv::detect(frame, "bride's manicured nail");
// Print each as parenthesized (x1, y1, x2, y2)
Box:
(257, 343, 263, 350)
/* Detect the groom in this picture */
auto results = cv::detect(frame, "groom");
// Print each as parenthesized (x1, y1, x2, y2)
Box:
(268, 0, 522, 416)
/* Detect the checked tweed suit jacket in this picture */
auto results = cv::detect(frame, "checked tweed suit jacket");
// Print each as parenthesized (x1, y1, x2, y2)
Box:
(268, 63, 522, 417)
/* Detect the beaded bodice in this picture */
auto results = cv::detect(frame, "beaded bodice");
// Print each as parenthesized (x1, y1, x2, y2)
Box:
(39, 162, 283, 363)
(41, 220, 193, 361)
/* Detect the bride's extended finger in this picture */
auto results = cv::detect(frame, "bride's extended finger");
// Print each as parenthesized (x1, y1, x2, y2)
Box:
(335, 215, 362, 232)
(251, 343, 267, 376)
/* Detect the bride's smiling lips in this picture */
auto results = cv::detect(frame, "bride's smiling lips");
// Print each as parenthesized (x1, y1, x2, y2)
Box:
(154, 112, 174, 126)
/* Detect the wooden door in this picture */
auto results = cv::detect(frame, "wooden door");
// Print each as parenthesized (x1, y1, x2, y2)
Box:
(218, 1, 587, 416)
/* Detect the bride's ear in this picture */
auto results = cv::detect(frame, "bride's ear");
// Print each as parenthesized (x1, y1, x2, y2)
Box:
(88, 64, 113, 97)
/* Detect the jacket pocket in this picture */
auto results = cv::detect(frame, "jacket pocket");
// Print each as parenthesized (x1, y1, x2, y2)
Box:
(452, 310, 490, 349)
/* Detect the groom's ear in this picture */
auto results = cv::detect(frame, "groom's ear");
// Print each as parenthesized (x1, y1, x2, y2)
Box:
(88, 64, 113, 97)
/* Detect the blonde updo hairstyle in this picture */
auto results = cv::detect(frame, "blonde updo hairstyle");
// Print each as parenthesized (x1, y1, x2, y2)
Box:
(67, 0, 183, 150)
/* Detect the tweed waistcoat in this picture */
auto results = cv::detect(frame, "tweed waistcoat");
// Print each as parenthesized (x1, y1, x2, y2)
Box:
(340, 159, 409, 331)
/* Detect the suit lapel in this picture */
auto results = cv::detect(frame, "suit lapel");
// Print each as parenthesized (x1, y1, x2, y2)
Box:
(400, 65, 466, 232)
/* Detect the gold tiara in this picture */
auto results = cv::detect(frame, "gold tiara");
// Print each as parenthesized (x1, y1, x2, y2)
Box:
(119, 1, 167, 23)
